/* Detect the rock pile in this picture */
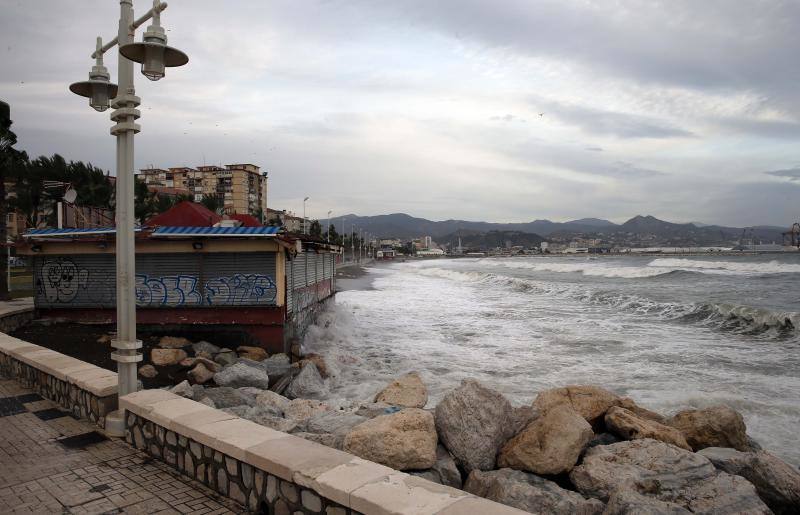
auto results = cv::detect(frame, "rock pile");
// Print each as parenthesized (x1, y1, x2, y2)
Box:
(162, 358, 798, 514)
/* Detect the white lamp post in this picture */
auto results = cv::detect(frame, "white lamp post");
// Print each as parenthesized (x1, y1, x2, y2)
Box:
(327, 210, 332, 242)
(70, 0, 188, 436)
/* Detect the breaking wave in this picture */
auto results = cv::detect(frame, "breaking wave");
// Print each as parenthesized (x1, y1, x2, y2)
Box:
(648, 258, 800, 275)
(414, 266, 799, 334)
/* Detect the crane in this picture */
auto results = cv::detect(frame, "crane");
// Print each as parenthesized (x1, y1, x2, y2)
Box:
(782, 223, 800, 248)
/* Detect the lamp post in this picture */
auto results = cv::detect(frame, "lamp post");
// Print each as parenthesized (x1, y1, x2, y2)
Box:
(303, 197, 309, 235)
(327, 210, 332, 242)
(69, 0, 188, 436)
(350, 224, 354, 263)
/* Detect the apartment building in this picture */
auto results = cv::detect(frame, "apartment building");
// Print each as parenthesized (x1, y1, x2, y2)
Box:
(138, 163, 268, 216)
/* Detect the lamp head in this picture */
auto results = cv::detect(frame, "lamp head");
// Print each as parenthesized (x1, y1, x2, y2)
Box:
(119, 0, 188, 81)
(70, 37, 118, 112)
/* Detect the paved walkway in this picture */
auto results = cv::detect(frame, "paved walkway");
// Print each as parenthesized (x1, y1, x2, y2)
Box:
(0, 375, 245, 514)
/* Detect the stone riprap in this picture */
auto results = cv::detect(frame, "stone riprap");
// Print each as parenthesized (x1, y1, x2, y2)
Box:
(0, 332, 117, 428)
(120, 388, 525, 515)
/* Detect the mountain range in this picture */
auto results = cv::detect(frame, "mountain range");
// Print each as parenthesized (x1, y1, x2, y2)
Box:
(329, 213, 789, 247)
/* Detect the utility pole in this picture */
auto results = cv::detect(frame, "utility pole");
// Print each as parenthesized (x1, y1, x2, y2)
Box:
(327, 210, 332, 242)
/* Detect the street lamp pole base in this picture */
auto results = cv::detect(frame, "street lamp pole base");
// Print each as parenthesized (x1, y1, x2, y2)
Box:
(105, 409, 126, 438)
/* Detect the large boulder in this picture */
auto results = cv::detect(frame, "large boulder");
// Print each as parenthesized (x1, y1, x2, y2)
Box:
(193, 340, 220, 355)
(570, 439, 770, 513)
(213, 362, 270, 389)
(237, 345, 268, 361)
(283, 398, 331, 421)
(605, 406, 691, 450)
(260, 353, 291, 378)
(498, 404, 593, 475)
(214, 348, 238, 367)
(200, 387, 253, 409)
(699, 447, 800, 514)
(374, 372, 428, 408)
(667, 405, 750, 451)
(284, 362, 328, 399)
(170, 380, 194, 398)
(617, 397, 666, 424)
(344, 408, 437, 470)
(431, 445, 462, 489)
(465, 468, 604, 515)
(533, 385, 619, 424)
(255, 390, 290, 415)
(434, 379, 513, 472)
(151, 348, 188, 366)
(180, 357, 219, 372)
(158, 336, 191, 348)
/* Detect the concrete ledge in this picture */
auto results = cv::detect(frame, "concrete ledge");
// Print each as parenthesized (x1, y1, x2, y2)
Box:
(0, 327, 119, 427)
(121, 389, 527, 514)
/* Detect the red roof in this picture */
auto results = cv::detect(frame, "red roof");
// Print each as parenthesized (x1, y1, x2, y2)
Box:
(228, 214, 262, 227)
(145, 201, 222, 227)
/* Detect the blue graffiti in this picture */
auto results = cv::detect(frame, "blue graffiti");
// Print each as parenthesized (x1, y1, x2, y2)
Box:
(135, 273, 276, 307)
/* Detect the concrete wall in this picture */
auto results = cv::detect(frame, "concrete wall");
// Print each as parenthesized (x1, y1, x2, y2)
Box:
(121, 390, 523, 515)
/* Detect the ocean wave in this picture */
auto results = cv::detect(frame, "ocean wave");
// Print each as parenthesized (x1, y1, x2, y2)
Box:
(472, 259, 679, 278)
(413, 266, 799, 334)
(648, 258, 800, 275)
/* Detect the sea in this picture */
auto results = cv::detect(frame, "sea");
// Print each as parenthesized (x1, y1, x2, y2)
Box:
(303, 254, 800, 467)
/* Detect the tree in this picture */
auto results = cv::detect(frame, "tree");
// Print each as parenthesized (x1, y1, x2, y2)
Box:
(1, 102, 29, 300)
(327, 223, 340, 243)
(200, 194, 220, 214)
(309, 219, 322, 238)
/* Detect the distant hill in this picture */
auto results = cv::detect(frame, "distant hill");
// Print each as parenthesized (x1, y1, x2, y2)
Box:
(439, 230, 545, 250)
(326, 213, 788, 247)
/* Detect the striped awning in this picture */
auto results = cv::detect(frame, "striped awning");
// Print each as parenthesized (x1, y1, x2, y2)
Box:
(23, 227, 141, 238)
(151, 226, 281, 237)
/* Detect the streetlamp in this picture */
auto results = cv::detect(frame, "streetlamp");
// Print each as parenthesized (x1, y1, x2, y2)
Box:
(327, 210, 332, 242)
(69, 0, 188, 436)
(303, 197, 309, 235)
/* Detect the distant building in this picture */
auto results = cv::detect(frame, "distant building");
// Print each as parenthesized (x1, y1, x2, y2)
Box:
(138, 163, 267, 216)
(422, 236, 432, 249)
(266, 208, 304, 233)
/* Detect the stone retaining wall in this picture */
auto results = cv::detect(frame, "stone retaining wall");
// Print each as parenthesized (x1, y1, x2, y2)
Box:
(121, 389, 524, 515)
(0, 333, 118, 428)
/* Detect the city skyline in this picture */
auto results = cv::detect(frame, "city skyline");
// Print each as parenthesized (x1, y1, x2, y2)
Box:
(2, 1, 799, 226)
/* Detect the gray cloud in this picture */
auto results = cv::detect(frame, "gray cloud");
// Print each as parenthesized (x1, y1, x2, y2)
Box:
(765, 167, 800, 181)
(535, 99, 694, 139)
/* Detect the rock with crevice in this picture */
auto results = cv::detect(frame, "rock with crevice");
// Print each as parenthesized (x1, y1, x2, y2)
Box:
(243, 406, 298, 433)
(698, 446, 800, 514)
(151, 348, 188, 366)
(533, 385, 620, 424)
(498, 404, 593, 475)
(170, 380, 194, 398)
(434, 379, 513, 473)
(465, 468, 604, 515)
(374, 372, 428, 408)
(213, 362, 270, 389)
(301, 353, 330, 378)
(284, 362, 328, 399)
(617, 397, 666, 424)
(666, 405, 751, 452)
(179, 357, 219, 372)
(260, 353, 291, 378)
(605, 406, 691, 450)
(570, 439, 770, 513)
(344, 408, 438, 471)
(355, 402, 400, 419)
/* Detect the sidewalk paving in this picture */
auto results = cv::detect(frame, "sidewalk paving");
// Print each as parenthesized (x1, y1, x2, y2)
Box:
(0, 375, 245, 514)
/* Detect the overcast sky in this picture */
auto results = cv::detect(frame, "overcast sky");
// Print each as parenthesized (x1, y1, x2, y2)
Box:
(2, 0, 799, 226)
